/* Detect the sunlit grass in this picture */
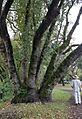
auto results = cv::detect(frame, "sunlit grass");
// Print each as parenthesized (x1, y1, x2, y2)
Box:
(0, 101, 5, 109)
(52, 88, 71, 102)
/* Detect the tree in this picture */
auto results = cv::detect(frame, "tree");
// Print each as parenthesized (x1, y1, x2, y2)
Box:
(0, 0, 20, 96)
(0, 0, 82, 103)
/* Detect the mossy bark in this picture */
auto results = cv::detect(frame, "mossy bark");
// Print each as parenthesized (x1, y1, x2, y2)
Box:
(11, 88, 39, 103)
(39, 44, 82, 101)
(26, 0, 60, 102)
(0, 0, 20, 96)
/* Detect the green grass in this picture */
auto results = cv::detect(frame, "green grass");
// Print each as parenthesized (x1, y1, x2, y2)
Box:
(0, 101, 6, 109)
(52, 88, 71, 102)
(0, 86, 72, 119)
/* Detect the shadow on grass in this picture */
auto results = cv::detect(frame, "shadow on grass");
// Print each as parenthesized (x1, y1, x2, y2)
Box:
(69, 96, 75, 105)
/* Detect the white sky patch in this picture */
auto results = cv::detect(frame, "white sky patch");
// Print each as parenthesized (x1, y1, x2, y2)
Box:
(69, 4, 82, 44)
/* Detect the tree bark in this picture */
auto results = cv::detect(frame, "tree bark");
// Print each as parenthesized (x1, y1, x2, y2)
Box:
(21, 59, 28, 85)
(27, 0, 61, 102)
(39, 5, 82, 96)
(39, 44, 82, 101)
(0, 0, 20, 96)
(0, 0, 3, 15)
(32, 0, 64, 81)
(35, 20, 57, 80)
(21, 0, 31, 85)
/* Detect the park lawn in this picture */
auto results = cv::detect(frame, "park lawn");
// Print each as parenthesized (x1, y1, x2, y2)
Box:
(0, 85, 72, 119)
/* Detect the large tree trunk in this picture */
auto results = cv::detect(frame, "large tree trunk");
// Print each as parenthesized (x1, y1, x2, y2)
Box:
(39, 44, 82, 102)
(27, 0, 62, 102)
(0, 21, 20, 94)
(0, 38, 8, 67)
(0, 0, 20, 96)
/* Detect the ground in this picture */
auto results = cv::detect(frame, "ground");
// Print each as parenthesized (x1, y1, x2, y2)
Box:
(69, 96, 82, 119)
(0, 85, 82, 119)
(61, 85, 82, 119)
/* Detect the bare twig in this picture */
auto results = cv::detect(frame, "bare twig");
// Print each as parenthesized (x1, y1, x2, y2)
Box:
(1, 0, 14, 20)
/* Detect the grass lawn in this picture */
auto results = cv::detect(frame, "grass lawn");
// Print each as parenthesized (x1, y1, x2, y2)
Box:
(0, 85, 72, 119)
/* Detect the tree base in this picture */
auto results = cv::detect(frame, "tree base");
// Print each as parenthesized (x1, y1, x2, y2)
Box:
(11, 88, 39, 103)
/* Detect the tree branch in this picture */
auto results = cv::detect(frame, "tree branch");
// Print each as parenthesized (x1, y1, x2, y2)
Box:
(1, 0, 14, 20)
(67, 6, 82, 41)
(62, 0, 75, 42)
(28, 0, 61, 88)
(0, 0, 3, 16)
(62, 44, 79, 54)
(24, 0, 31, 25)
(7, 18, 20, 32)
(39, 44, 82, 95)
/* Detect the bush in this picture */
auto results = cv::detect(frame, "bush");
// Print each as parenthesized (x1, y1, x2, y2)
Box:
(0, 79, 13, 101)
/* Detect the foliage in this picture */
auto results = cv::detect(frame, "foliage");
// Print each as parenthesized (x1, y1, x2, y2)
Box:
(0, 79, 13, 101)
